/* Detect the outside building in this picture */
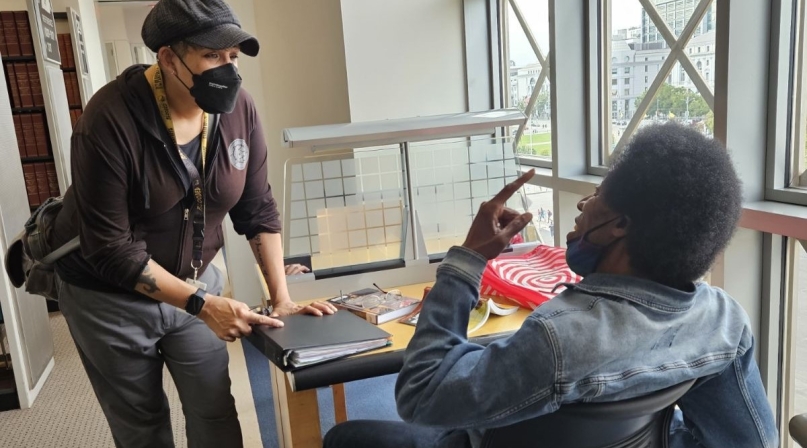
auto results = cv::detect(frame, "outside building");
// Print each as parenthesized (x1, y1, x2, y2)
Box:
(508, 2, 716, 123)
(641, 0, 716, 45)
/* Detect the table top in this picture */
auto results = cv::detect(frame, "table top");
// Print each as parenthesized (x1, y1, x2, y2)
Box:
(369, 282, 531, 354)
(263, 281, 532, 391)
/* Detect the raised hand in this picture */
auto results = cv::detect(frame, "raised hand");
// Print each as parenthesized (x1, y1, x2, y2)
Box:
(462, 169, 535, 260)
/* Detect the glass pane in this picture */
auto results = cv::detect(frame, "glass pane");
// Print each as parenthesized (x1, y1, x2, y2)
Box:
(794, 243, 807, 415)
(522, 184, 554, 244)
(506, 0, 552, 160)
(606, 0, 717, 161)
(284, 146, 406, 270)
(409, 135, 542, 257)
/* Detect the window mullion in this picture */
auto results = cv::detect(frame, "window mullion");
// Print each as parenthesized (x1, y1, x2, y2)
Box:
(614, 52, 682, 154)
(514, 62, 550, 148)
(679, 55, 715, 109)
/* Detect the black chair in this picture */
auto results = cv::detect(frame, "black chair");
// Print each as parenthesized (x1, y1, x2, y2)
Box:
(790, 414, 807, 447)
(480, 379, 696, 448)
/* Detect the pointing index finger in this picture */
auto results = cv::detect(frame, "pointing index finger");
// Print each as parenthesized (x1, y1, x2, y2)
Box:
(491, 169, 535, 204)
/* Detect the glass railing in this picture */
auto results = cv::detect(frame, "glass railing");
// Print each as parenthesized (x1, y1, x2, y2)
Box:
(281, 109, 530, 274)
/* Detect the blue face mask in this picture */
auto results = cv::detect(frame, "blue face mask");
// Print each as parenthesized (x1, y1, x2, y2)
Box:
(566, 217, 623, 277)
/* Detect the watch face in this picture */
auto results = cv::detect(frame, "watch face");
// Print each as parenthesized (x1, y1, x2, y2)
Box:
(186, 292, 206, 315)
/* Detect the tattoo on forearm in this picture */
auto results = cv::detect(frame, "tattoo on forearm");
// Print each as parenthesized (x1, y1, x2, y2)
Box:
(137, 265, 161, 294)
(252, 235, 269, 277)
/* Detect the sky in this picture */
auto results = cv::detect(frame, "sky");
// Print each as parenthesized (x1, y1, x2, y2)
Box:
(508, 0, 644, 67)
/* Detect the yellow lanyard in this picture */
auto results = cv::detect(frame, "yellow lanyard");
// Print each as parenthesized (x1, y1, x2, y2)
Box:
(146, 64, 210, 277)
(146, 64, 209, 213)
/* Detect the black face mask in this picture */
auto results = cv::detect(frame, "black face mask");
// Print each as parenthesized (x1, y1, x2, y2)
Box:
(174, 52, 242, 114)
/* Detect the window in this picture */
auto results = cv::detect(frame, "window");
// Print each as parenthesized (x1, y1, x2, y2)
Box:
(625, 78, 631, 85)
(782, 0, 807, 192)
(782, 240, 807, 440)
(612, 78, 618, 85)
(645, 76, 649, 83)
(504, 0, 552, 162)
(602, 0, 717, 164)
(521, 184, 555, 244)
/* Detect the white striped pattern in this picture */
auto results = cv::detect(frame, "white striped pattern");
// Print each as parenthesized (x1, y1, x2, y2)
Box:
(480, 246, 582, 309)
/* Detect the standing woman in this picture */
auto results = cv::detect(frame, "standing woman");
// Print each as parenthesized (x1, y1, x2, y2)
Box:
(50, 0, 335, 446)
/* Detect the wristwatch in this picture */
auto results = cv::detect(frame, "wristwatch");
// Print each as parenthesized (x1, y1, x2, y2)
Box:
(185, 288, 207, 316)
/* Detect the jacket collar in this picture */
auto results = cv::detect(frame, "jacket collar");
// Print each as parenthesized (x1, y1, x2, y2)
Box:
(115, 64, 167, 143)
(562, 273, 699, 313)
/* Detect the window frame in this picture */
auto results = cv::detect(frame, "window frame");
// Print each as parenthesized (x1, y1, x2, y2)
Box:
(501, 0, 553, 170)
(765, 0, 807, 206)
(589, 0, 716, 174)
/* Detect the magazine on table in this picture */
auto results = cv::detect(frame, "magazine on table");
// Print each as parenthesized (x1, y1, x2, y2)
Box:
(327, 287, 421, 325)
(399, 296, 519, 334)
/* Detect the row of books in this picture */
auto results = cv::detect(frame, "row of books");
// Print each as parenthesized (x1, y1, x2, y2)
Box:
(12, 113, 49, 159)
(58, 34, 76, 70)
(69, 108, 82, 129)
(23, 162, 59, 208)
(0, 11, 33, 57)
(4, 61, 42, 108)
(63, 71, 81, 106)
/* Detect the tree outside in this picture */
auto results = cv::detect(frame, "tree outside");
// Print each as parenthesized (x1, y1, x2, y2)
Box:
(634, 84, 710, 121)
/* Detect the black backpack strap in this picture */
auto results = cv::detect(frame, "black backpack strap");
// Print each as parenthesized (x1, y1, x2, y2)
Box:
(41, 236, 80, 265)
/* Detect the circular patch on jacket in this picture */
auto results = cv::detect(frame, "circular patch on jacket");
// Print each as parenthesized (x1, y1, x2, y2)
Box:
(228, 139, 249, 170)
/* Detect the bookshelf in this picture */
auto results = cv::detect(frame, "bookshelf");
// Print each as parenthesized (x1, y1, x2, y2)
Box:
(57, 32, 82, 128)
(1, 9, 58, 212)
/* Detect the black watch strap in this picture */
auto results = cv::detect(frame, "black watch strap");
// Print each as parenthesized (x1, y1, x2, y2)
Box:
(185, 288, 207, 316)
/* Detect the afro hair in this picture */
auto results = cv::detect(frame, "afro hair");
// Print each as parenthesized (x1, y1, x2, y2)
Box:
(600, 122, 742, 287)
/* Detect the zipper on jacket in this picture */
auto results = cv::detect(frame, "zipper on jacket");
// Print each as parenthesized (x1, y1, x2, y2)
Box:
(175, 206, 190, 275)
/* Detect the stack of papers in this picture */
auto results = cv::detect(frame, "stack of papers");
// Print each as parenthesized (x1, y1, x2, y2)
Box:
(287, 339, 392, 368)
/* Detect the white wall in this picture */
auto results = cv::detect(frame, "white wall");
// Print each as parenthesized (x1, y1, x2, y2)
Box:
(340, 0, 467, 122)
(123, 4, 148, 45)
(96, 4, 127, 42)
(226, 0, 267, 138)
(222, 0, 352, 306)
(0, 0, 26, 10)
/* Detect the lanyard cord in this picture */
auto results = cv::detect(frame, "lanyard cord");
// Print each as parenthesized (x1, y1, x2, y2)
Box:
(146, 64, 209, 276)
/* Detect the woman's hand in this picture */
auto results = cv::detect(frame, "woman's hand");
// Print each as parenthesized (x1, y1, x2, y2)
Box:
(270, 299, 338, 317)
(198, 295, 284, 342)
(284, 264, 310, 276)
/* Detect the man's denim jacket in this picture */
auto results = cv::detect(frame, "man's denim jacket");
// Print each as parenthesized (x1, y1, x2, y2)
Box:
(395, 247, 779, 448)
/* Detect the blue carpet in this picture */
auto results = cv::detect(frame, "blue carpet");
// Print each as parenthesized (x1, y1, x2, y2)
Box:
(241, 340, 401, 448)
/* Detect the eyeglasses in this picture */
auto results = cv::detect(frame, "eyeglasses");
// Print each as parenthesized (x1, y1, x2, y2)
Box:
(345, 289, 404, 309)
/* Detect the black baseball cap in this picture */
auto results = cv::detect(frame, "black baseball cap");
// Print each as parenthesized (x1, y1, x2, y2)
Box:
(141, 0, 260, 57)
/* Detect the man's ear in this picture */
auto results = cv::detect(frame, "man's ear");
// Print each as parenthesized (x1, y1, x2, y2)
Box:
(157, 46, 178, 75)
(612, 216, 630, 238)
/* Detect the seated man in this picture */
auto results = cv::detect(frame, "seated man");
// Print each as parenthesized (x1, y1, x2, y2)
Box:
(324, 123, 778, 448)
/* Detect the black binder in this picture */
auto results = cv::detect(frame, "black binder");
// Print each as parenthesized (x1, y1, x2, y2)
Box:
(247, 310, 392, 371)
